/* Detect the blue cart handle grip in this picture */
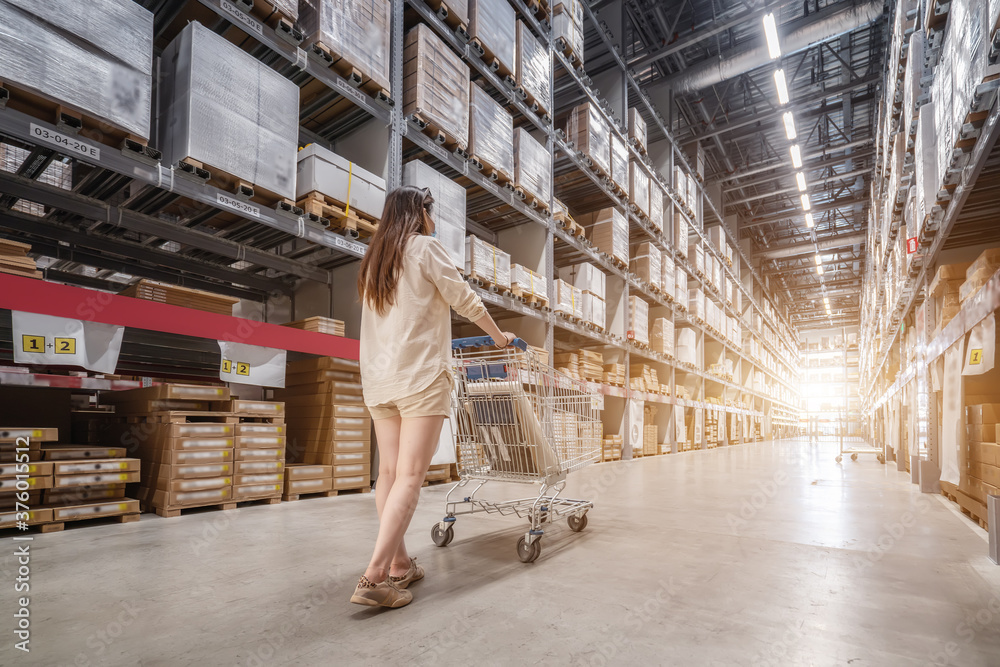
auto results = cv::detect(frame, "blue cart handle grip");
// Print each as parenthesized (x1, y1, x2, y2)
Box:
(451, 336, 529, 351)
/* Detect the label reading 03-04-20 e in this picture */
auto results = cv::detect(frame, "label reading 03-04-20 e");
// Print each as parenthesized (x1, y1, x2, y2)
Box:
(29, 124, 100, 159)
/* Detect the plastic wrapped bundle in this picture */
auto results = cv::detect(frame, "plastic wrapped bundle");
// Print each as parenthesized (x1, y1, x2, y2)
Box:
(0, 0, 153, 139)
(661, 253, 675, 298)
(469, 0, 516, 75)
(469, 82, 514, 179)
(555, 279, 583, 319)
(651, 318, 674, 357)
(158, 22, 298, 200)
(630, 161, 650, 217)
(630, 242, 660, 290)
(511, 264, 548, 301)
(677, 328, 696, 366)
(514, 128, 551, 206)
(688, 289, 704, 321)
(465, 235, 511, 289)
(403, 160, 466, 270)
(564, 103, 610, 177)
(266, 0, 298, 20)
(674, 267, 685, 305)
(649, 184, 663, 232)
(553, 0, 584, 63)
(558, 263, 605, 300)
(674, 215, 689, 258)
(403, 24, 470, 148)
(628, 108, 647, 152)
(611, 135, 629, 193)
(300, 0, 390, 94)
(629, 297, 649, 345)
(673, 167, 687, 200)
(579, 208, 628, 266)
(913, 102, 937, 228)
(960, 248, 1000, 303)
(582, 292, 605, 330)
(297, 144, 386, 219)
(687, 175, 698, 211)
(516, 21, 551, 114)
(690, 242, 704, 275)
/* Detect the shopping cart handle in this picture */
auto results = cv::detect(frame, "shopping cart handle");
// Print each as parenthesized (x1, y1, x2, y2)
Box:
(451, 336, 529, 351)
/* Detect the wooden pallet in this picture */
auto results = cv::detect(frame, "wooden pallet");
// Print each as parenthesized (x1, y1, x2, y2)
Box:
(555, 38, 584, 69)
(297, 190, 379, 239)
(330, 486, 371, 496)
(281, 489, 337, 502)
(244, 0, 298, 30)
(424, 0, 471, 40)
(177, 157, 299, 211)
(468, 154, 513, 186)
(510, 286, 550, 309)
(555, 214, 586, 239)
(465, 271, 509, 293)
(0, 80, 157, 159)
(144, 501, 238, 518)
(236, 496, 282, 507)
(409, 113, 469, 156)
(309, 42, 391, 102)
(518, 86, 551, 122)
(940, 481, 989, 530)
(469, 37, 516, 87)
(3, 512, 140, 534)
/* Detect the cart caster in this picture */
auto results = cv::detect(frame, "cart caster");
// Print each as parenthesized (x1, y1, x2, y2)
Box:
(851, 453, 858, 461)
(517, 536, 541, 563)
(431, 523, 454, 547)
(567, 513, 588, 532)
(877, 454, 885, 464)
(835, 455, 843, 463)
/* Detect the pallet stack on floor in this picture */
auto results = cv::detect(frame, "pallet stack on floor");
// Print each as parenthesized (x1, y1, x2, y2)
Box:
(282, 464, 334, 501)
(223, 399, 286, 504)
(277, 357, 372, 495)
(100, 384, 240, 517)
(601, 435, 622, 462)
(1, 428, 57, 530)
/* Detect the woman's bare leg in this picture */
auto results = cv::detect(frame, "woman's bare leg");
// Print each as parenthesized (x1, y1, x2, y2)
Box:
(372, 416, 412, 578)
(364, 415, 444, 583)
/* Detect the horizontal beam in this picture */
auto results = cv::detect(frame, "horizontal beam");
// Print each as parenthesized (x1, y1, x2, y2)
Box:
(739, 196, 868, 230)
(725, 167, 871, 207)
(756, 232, 867, 260)
(722, 147, 874, 193)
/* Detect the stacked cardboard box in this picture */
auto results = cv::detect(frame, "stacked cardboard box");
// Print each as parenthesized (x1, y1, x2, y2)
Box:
(688, 287, 705, 322)
(628, 108, 647, 153)
(42, 447, 141, 527)
(559, 263, 606, 330)
(610, 135, 629, 194)
(553, 0, 584, 64)
(282, 464, 334, 501)
(0, 428, 58, 529)
(300, 0, 390, 94)
(603, 363, 625, 385)
(629, 160, 650, 218)
(516, 21, 550, 116)
(278, 357, 371, 493)
(221, 400, 286, 503)
(120, 279, 238, 315)
(928, 262, 971, 335)
(468, 0, 516, 77)
(661, 253, 675, 301)
(296, 144, 387, 222)
(0, 237, 41, 278)
(650, 318, 674, 358)
(403, 24, 470, 148)
(631, 242, 661, 290)
(563, 102, 609, 177)
(962, 403, 1000, 511)
(514, 127, 552, 207)
(649, 183, 663, 232)
(630, 296, 649, 345)
(469, 81, 514, 180)
(465, 235, 511, 289)
(642, 424, 658, 457)
(629, 364, 658, 392)
(555, 350, 602, 381)
(674, 215, 689, 259)
(510, 264, 548, 304)
(959, 248, 1000, 305)
(554, 278, 583, 319)
(602, 435, 622, 462)
(100, 384, 239, 516)
(580, 207, 628, 266)
(403, 161, 467, 270)
(282, 316, 346, 336)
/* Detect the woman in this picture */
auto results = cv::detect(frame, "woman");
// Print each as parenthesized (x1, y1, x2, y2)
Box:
(352, 185, 515, 609)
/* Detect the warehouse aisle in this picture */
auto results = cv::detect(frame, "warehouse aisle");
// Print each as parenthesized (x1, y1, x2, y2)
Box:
(8, 439, 1000, 666)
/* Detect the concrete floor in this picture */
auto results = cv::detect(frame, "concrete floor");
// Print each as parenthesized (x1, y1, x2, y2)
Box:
(5, 438, 1000, 666)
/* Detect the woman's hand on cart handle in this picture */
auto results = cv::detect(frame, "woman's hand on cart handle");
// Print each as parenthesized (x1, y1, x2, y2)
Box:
(495, 332, 516, 349)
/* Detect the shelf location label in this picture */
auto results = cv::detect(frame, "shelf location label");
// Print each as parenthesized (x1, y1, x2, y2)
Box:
(29, 124, 100, 160)
(218, 341, 286, 387)
(12, 311, 123, 373)
(216, 192, 260, 218)
(332, 235, 367, 256)
(220, 0, 263, 35)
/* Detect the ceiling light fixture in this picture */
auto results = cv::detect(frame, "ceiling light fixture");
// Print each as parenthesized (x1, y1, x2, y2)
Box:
(796, 172, 807, 191)
(782, 112, 797, 140)
(774, 69, 789, 105)
(800, 194, 811, 211)
(790, 144, 802, 168)
(823, 297, 829, 304)
(804, 212, 814, 228)
(763, 13, 781, 59)
(814, 254, 822, 265)
(817, 266, 824, 275)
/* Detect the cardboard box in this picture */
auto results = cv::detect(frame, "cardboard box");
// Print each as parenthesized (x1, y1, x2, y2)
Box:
(630, 242, 661, 289)
(327, 451, 367, 465)
(52, 471, 139, 488)
(142, 487, 232, 508)
(629, 296, 649, 345)
(41, 445, 128, 460)
(558, 263, 605, 300)
(296, 143, 386, 219)
(465, 235, 511, 289)
(286, 357, 360, 375)
(235, 460, 284, 474)
(0, 507, 53, 529)
(628, 108, 646, 151)
(403, 24, 470, 147)
(145, 462, 233, 480)
(581, 292, 605, 330)
(0, 475, 52, 491)
(284, 464, 332, 481)
(138, 433, 235, 452)
(287, 426, 371, 441)
(554, 279, 583, 319)
(563, 102, 610, 176)
(234, 473, 282, 486)
(0, 427, 59, 443)
(0, 461, 53, 478)
(968, 404, 1000, 424)
(150, 449, 233, 465)
(334, 463, 371, 477)
(0, 491, 41, 510)
(285, 477, 334, 494)
(233, 483, 282, 500)
(147, 474, 232, 493)
(234, 448, 285, 461)
(235, 435, 287, 449)
(513, 126, 551, 205)
(334, 474, 369, 490)
(47, 499, 138, 522)
(100, 384, 228, 403)
(629, 160, 649, 217)
(235, 423, 285, 436)
(44, 486, 126, 504)
(580, 207, 628, 266)
(51, 458, 139, 475)
(223, 399, 284, 415)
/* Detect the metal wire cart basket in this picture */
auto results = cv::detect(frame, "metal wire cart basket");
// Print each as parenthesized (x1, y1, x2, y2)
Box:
(430, 336, 602, 562)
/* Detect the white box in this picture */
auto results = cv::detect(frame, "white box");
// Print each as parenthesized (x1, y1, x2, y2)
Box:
(558, 263, 605, 300)
(661, 253, 675, 298)
(297, 144, 386, 219)
(629, 296, 649, 345)
(675, 266, 686, 304)
(554, 279, 583, 318)
(465, 236, 511, 289)
(582, 292, 605, 329)
(511, 263, 548, 300)
(404, 160, 467, 269)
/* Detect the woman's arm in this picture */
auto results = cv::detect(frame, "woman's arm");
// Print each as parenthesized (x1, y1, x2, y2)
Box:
(472, 313, 516, 349)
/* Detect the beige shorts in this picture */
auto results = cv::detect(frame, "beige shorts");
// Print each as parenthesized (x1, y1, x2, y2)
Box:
(367, 371, 453, 420)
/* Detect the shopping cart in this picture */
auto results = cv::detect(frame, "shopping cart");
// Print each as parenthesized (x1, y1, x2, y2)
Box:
(430, 336, 602, 562)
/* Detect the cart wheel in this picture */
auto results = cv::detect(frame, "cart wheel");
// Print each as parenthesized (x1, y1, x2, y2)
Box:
(851, 453, 858, 461)
(835, 455, 843, 463)
(567, 513, 588, 532)
(431, 523, 454, 547)
(517, 536, 541, 563)
(877, 454, 885, 464)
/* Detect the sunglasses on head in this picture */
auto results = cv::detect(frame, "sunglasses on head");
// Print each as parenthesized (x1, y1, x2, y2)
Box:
(422, 187, 434, 214)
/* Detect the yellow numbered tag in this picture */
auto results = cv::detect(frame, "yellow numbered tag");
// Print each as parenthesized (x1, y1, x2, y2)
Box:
(236, 362, 250, 376)
(54, 337, 76, 354)
(970, 349, 983, 365)
(21, 335, 45, 353)
(222, 359, 232, 373)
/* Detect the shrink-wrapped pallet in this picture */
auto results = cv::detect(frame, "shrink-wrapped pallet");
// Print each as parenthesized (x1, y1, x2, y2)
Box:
(629, 161, 650, 218)
(673, 167, 687, 201)
(516, 21, 550, 114)
(465, 235, 510, 289)
(629, 296, 649, 345)
(0, 0, 153, 140)
(651, 318, 674, 357)
(300, 0, 390, 93)
(403, 160, 466, 269)
(687, 174, 698, 211)
(553, 0, 584, 63)
(610, 135, 629, 193)
(688, 288, 704, 321)
(661, 253, 675, 298)
(690, 242, 704, 276)
(469, 0, 516, 76)
(580, 207, 628, 266)
(649, 183, 663, 232)
(511, 264, 548, 301)
(297, 144, 386, 219)
(630, 242, 661, 291)
(403, 24, 470, 148)
(564, 103, 610, 177)
(913, 102, 937, 230)
(628, 108, 647, 152)
(960, 248, 1000, 303)
(675, 266, 686, 304)
(582, 292, 605, 329)
(514, 128, 551, 206)
(674, 215, 689, 258)
(469, 81, 514, 179)
(558, 263, 605, 300)
(158, 21, 298, 199)
(677, 328, 697, 366)
(554, 279, 583, 319)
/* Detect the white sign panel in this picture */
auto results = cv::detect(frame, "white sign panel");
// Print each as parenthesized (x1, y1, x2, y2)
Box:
(12, 311, 123, 373)
(963, 313, 995, 376)
(218, 341, 287, 387)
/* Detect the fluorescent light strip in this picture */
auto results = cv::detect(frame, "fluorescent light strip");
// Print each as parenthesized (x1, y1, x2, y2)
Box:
(782, 112, 796, 140)
(800, 194, 811, 211)
(774, 69, 789, 105)
(804, 212, 814, 228)
(796, 172, 807, 191)
(763, 13, 781, 59)
(816, 266, 824, 275)
(790, 144, 802, 168)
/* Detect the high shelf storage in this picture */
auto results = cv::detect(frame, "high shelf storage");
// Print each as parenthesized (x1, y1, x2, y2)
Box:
(0, 0, 801, 458)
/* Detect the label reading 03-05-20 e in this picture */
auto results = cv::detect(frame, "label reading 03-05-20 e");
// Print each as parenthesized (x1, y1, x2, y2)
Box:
(29, 124, 100, 159)
(216, 193, 260, 218)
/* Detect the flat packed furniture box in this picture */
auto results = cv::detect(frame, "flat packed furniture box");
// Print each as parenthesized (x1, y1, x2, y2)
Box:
(465, 235, 511, 290)
(468, 0, 516, 78)
(514, 128, 552, 209)
(296, 144, 387, 221)
(563, 102, 610, 177)
(469, 81, 514, 181)
(516, 21, 551, 116)
(299, 0, 391, 94)
(157, 21, 299, 201)
(403, 24, 471, 149)
(0, 0, 153, 141)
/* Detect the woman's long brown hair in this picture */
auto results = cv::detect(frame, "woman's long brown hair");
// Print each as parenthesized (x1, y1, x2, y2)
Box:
(357, 185, 433, 315)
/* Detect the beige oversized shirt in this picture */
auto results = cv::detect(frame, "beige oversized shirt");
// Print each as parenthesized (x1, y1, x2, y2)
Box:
(360, 235, 487, 406)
